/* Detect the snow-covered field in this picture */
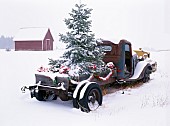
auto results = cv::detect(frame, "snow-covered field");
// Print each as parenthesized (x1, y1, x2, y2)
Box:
(0, 49, 169, 126)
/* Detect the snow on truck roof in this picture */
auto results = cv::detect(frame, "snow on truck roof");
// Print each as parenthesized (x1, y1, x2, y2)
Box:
(97, 39, 117, 44)
(13, 27, 49, 41)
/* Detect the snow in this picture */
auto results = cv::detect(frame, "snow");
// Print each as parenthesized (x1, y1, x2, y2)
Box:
(13, 27, 49, 41)
(73, 80, 89, 98)
(0, 49, 170, 126)
(38, 71, 69, 81)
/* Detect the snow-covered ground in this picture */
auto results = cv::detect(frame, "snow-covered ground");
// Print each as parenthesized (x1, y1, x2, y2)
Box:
(0, 49, 169, 126)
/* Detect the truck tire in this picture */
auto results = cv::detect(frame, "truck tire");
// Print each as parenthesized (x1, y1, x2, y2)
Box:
(72, 82, 87, 109)
(79, 83, 103, 112)
(143, 68, 150, 83)
(35, 90, 57, 101)
(52, 95, 57, 100)
(35, 90, 47, 101)
(73, 98, 79, 109)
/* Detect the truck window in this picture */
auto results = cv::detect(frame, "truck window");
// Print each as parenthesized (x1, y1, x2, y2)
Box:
(102, 46, 112, 52)
(125, 44, 132, 73)
(125, 44, 130, 52)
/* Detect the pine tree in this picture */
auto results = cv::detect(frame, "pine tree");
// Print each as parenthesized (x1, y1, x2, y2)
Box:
(60, 4, 105, 73)
(50, 4, 105, 74)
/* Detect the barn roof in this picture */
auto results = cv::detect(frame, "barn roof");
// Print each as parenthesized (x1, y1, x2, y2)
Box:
(13, 27, 50, 41)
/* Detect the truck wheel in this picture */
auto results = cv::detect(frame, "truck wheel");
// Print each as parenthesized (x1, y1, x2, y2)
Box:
(79, 83, 103, 112)
(35, 90, 47, 101)
(47, 91, 57, 100)
(143, 68, 150, 83)
(52, 95, 57, 100)
(73, 98, 79, 109)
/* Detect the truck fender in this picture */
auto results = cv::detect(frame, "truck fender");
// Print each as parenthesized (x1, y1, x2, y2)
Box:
(79, 82, 97, 100)
(73, 80, 89, 99)
(128, 61, 151, 81)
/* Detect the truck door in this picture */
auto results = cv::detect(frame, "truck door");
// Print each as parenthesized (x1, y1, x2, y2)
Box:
(125, 44, 132, 75)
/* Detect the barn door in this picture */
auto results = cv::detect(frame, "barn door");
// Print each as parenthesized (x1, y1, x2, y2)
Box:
(48, 39, 51, 50)
(45, 39, 50, 50)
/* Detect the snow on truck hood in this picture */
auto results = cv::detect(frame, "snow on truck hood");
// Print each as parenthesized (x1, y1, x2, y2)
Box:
(35, 71, 69, 80)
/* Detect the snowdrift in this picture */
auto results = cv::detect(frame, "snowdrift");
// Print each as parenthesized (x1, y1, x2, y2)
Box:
(0, 50, 169, 126)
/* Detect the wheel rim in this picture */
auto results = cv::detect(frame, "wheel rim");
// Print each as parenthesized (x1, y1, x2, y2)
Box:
(87, 89, 100, 111)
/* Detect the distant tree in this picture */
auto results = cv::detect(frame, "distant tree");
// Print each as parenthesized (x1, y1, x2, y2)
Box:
(49, 4, 105, 74)
(0, 35, 14, 49)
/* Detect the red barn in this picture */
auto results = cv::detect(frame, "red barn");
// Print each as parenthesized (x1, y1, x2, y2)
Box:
(14, 27, 54, 51)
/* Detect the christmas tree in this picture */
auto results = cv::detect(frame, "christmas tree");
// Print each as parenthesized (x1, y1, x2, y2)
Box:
(50, 4, 105, 74)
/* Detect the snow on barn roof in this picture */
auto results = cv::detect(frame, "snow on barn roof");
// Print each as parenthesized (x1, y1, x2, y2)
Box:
(13, 27, 49, 41)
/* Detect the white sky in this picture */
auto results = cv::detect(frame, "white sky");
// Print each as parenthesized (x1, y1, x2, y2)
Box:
(0, 0, 170, 49)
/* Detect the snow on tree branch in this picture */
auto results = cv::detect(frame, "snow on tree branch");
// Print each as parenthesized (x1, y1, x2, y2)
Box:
(50, 3, 105, 74)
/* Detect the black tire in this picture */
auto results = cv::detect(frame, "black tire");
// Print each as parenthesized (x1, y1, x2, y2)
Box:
(79, 83, 103, 112)
(35, 90, 47, 101)
(52, 95, 57, 100)
(47, 91, 57, 100)
(72, 83, 86, 109)
(143, 68, 150, 83)
(73, 98, 79, 109)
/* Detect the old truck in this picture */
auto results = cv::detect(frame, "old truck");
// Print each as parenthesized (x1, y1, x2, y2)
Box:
(21, 39, 152, 112)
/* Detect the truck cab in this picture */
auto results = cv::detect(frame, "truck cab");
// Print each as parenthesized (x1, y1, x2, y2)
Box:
(98, 40, 132, 79)
(98, 39, 151, 81)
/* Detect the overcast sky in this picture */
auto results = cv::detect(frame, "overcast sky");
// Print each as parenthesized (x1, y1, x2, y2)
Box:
(0, 0, 170, 49)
